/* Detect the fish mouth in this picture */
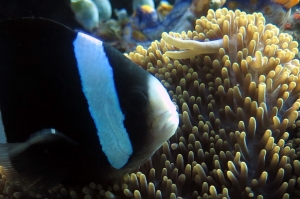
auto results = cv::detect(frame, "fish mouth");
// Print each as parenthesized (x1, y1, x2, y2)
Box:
(149, 109, 179, 140)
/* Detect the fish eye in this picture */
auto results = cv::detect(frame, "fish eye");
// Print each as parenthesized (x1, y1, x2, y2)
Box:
(127, 90, 148, 112)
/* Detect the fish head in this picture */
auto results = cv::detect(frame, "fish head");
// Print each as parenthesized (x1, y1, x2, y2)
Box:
(119, 72, 178, 168)
(102, 43, 178, 170)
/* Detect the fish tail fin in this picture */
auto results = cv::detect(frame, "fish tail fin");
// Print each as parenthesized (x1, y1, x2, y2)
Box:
(0, 129, 78, 191)
(0, 143, 21, 186)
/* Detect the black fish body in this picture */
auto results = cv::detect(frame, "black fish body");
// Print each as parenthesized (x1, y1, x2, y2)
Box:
(0, 18, 178, 189)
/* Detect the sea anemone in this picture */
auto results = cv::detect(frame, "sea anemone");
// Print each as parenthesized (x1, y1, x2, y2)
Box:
(125, 7, 300, 199)
(1, 7, 300, 199)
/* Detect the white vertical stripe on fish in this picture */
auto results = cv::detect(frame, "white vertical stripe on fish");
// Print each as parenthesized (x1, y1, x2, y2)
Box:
(73, 32, 132, 169)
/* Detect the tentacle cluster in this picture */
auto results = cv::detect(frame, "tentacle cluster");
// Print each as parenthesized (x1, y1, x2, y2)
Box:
(125, 7, 300, 199)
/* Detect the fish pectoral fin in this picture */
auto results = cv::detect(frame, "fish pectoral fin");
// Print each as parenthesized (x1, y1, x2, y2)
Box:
(0, 129, 78, 191)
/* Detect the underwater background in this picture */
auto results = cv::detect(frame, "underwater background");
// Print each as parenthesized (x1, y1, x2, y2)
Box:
(1, 0, 300, 198)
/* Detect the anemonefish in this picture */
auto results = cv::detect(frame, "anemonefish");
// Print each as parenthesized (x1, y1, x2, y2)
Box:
(0, 18, 178, 190)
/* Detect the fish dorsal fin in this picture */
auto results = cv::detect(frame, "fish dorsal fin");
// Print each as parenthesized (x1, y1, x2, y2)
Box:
(0, 129, 78, 191)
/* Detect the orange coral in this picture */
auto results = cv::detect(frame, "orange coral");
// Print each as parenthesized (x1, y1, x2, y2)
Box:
(284, 23, 292, 29)
(294, 12, 300, 19)
(272, 0, 300, 9)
